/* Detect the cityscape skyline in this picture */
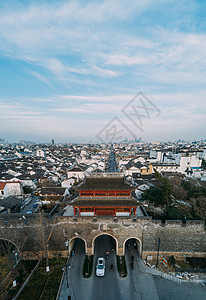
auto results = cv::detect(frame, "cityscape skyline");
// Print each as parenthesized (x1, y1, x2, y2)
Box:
(0, 0, 206, 142)
(0, 2, 206, 299)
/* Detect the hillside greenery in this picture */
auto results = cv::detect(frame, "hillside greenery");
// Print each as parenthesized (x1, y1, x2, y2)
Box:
(142, 170, 206, 221)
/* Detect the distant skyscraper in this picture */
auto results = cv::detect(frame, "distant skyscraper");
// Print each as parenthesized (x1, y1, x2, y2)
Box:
(52, 139, 54, 145)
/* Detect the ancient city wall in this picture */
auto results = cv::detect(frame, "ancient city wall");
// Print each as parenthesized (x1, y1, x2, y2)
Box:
(0, 217, 205, 259)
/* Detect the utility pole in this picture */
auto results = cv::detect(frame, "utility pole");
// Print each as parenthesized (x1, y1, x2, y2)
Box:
(156, 238, 161, 268)
(46, 243, 49, 272)
(39, 212, 53, 272)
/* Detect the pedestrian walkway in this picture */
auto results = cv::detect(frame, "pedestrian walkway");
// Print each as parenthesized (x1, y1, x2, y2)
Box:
(125, 252, 160, 300)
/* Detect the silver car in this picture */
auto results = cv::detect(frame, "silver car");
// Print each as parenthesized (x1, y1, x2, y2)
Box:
(96, 257, 105, 277)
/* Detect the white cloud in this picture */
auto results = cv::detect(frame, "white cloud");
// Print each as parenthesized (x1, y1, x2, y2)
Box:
(0, 0, 205, 141)
(0, 0, 205, 89)
(27, 70, 51, 86)
(0, 89, 206, 141)
(104, 54, 148, 66)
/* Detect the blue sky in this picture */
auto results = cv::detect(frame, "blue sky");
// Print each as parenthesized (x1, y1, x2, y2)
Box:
(0, 0, 206, 143)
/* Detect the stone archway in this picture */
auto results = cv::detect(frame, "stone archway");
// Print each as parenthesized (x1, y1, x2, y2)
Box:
(69, 236, 87, 255)
(123, 237, 142, 256)
(92, 233, 118, 255)
(0, 238, 21, 268)
(0, 238, 20, 253)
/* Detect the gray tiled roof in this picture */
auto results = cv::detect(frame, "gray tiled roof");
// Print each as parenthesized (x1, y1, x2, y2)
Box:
(78, 175, 133, 190)
(73, 196, 138, 207)
(0, 196, 21, 208)
(40, 187, 67, 195)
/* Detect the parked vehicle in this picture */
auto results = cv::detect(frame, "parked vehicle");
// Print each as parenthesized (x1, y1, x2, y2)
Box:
(33, 201, 41, 208)
(20, 204, 26, 210)
(25, 198, 32, 206)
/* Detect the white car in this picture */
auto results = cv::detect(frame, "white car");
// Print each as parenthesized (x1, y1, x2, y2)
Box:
(96, 257, 105, 277)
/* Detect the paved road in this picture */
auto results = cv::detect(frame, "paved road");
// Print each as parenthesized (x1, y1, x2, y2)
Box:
(58, 237, 206, 300)
(20, 194, 39, 214)
(154, 273, 206, 300)
(124, 243, 160, 300)
(58, 239, 88, 300)
(91, 235, 122, 300)
(105, 147, 119, 173)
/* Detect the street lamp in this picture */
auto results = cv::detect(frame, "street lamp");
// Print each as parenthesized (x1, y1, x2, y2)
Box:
(141, 225, 146, 258)
(65, 239, 70, 288)
(156, 238, 161, 268)
(46, 243, 50, 272)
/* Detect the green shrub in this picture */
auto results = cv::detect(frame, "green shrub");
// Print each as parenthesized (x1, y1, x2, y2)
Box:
(18, 258, 66, 300)
(40, 258, 66, 300)
(116, 256, 127, 277)
(168, 255, 176, 266)
(83, 255, 93, 278)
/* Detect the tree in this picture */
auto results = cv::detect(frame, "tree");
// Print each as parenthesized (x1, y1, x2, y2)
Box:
(153, 169, 171, 206)
(36, 213, 54, 272)
(23, 185, 33, 194)
(0, 228, 27, 288)
(142, 187, 164, 206)
(170, 176, 187, 200)
(168, 255, 176, 265)
(202, 158, 206, 169)
(161, 177, 171, 206)
(190, 196, 206, 220)
(168, 255, 176, 271)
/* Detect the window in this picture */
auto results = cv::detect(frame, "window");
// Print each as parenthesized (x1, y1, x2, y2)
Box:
(96, 192, 107, 196)
(80, 192, 94, 196)
(80, 207, 94, 212)
(116, 192, 130, 196)
(95, 208, 115, 215)
(1, 191, 4, 195)
(116, 208, 130, 212)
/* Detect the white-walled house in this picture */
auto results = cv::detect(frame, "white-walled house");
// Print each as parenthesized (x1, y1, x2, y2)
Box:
(178, 155, 202, 174)
(138, 183, 150, 192)
(124, 165, 141, 176)
(135, 189, 144, 199)
(153, 154, 203, 178)
(133, 157, 145, 163)
(157, 151, 164, 163)
(36, 149, 45, 157)
(61, 177, 76, 188)
(67, 165, 85, 181)
(20, 179, 36, 188)
(0, 181, 23, 198)
(153, 163, 179, 173)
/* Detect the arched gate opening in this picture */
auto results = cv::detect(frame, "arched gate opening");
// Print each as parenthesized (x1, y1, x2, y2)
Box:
(69, 237, 87, 256)
(92, 233, 118, 255)
(0, 238, 20, 287)
(123, 237, 142, 256)
(0, 238, 20, 268)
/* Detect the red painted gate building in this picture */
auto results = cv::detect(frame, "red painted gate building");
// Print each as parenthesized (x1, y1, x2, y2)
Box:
(73, 174, 138, 217)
